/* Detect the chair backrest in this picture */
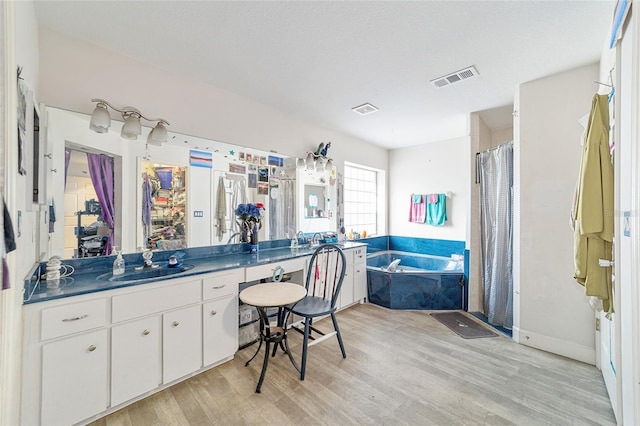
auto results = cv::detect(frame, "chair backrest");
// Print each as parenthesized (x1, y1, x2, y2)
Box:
(305, 244, 346, 308)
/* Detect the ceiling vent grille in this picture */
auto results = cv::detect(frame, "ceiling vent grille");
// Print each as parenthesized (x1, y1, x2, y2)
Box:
(429, 66, 479, 89)
(352, 103, 379, 116)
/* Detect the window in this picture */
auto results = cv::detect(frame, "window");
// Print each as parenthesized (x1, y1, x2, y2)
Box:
(344, 163, 378, 236)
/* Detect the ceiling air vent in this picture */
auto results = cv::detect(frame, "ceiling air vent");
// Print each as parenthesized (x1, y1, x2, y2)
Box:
(429, 66, 479, 89)
(352, 103, 379, 116)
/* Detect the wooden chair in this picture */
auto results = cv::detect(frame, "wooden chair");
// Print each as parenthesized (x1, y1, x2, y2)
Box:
(284, 244, 347, 380)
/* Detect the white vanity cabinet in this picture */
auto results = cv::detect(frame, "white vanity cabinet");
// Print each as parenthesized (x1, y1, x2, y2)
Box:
(338, 246, 367, 310)
(202, 269, 241, 366)
(21, 269, 243, 426)
(352, 247, 367, 302)
(163, 304, 202, 383)
(340, 249, 356, 309)
(41, 328, 108, 426)
(111, 316, 161, 406)
(37, 298, 109, 426)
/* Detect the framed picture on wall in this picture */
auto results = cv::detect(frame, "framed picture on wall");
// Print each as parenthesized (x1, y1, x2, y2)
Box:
(258, 166, 269, 182)
(258, 182, 268, 195)
(248, 173, 257, 188)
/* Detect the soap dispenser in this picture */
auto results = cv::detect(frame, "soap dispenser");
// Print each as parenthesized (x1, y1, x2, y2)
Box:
(113, 248, 125, 276)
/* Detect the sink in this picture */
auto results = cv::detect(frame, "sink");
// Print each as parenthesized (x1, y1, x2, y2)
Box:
(97, 264, 195, 282)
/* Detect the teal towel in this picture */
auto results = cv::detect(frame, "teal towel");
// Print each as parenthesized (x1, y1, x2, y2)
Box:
(425, 194, 447, 225)
(412, 194, 422, 204)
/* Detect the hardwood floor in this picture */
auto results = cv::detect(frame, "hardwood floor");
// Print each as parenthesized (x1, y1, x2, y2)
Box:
(91, 304, 615, 426)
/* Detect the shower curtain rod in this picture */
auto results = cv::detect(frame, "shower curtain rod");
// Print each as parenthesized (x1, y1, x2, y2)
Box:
(475, 141, 513, 183)
(478, 140, 513, 155)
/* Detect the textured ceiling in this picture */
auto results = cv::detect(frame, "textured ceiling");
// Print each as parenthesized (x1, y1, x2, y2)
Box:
(33, 1, 614, 149)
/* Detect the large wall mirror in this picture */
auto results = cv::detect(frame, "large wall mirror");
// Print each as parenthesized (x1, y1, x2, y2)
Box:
(42, 106, 319, 262)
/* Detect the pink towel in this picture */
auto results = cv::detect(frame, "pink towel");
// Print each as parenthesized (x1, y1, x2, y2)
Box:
(409, 195, 426, 223)
(428, 194, 438, 204)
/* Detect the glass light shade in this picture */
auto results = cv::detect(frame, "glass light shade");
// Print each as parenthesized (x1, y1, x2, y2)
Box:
(305, 152, 315, 169)
(147, 121, 168, 146)
(89, 103, 110, 133)
(121, 113, 142, 140)
(326, 159, 333, 170)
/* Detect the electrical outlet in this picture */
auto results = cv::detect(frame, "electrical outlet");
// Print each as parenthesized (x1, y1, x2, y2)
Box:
(193, 211, 204, 217)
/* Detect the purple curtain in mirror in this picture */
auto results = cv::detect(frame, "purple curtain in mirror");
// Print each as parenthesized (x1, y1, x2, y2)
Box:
(86, 153, 115, 255)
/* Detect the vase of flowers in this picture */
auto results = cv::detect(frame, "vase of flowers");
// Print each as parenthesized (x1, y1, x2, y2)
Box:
(235, 202, 264, 253)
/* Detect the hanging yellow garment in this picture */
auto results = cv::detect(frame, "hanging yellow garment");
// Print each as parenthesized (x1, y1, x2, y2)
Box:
(573, 94, 614, 314)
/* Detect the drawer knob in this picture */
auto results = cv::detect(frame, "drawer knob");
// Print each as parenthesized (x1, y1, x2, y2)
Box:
(62, 314, 88, 322)
(211, 310, 217, 316)
(212, 285, 226, 289)
(172, 321, 180, 327)
(142, 329, 151, 336)
(88, 345, 96, 352)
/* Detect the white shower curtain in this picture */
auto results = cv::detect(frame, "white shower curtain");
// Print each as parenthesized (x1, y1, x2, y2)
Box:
(479, 142, 514, 329)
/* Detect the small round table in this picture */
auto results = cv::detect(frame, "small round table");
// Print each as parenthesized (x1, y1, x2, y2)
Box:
(239, 282, 307, 393)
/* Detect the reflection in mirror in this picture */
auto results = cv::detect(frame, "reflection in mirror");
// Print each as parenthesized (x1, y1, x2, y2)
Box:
(63, 146, 117, 259)
(142, 162, 187, 250)
(304, 184, 326, 218)
(43, 106, 301, 262)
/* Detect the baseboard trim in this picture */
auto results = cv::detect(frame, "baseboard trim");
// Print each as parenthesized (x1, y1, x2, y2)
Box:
(512, 326, 595, 365)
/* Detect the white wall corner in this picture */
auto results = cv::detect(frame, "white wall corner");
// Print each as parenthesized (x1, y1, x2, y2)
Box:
(515, 326, 596, 365)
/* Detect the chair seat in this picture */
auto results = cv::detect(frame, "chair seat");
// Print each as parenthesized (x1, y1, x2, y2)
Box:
(288, 296, 334, 317)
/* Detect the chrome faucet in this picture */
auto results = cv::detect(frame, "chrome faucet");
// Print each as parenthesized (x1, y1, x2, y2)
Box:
(311, 232, 323, 247)
(142, 249, 154, 268)
(296, 231, 306, 245)
(386, 259, 401, 272)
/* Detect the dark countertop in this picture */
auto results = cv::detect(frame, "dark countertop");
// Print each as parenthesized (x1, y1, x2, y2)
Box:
(24, 242, 366, 305)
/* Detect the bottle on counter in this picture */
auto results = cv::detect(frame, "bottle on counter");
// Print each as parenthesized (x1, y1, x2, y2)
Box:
(113, 249, 125, 276)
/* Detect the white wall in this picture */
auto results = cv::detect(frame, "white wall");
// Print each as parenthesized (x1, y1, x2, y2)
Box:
(37, 28, 388, 175)
(388, 136, 469, 241)
(514, 63, 600, 364)
(1, 2, 39, 425)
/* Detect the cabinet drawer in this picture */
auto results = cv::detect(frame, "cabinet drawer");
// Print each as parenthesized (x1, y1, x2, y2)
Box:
(41, 298, 107, 341)
(202, 269, 242, 300)
(245, 257, 307, 282)
(112, 279, 201, 323)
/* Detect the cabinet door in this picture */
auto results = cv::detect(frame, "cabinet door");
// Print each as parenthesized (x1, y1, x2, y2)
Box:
(163, 305, 202, 384)
(111, 316, 161, 406)
(42, 329, 108, 426)
(203, 295, 238, 366)
(352, 248, 367, 302)
(340, 263, 355, 309)
(353, 263, 367, 302)
(337, 249, 354, 309)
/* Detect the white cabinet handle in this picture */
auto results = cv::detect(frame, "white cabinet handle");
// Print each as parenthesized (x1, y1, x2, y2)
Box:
(212, 284, 226, 289)
(62, 314, 89, 322)
(172, 321, 180, 327)
(88, 345, 96, 352)
(142, 329, 151, 336)
(211, 310, 218, 316)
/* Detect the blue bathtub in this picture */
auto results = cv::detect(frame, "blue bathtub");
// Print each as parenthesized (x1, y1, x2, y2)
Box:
(366, 251, 464, 310)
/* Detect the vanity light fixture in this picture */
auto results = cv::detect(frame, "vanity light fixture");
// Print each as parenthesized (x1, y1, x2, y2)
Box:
(89, 98, 171, 144)
(305, 152, 315, 169)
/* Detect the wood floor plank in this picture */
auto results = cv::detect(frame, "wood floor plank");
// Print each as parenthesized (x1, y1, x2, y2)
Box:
(89, 303, 615, 426)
